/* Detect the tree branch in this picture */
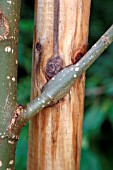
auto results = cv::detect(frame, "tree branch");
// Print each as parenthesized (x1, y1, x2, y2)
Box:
(0, 0, 21, 169)
(23, 25, 113, 119)
(8, 25, 113, 136)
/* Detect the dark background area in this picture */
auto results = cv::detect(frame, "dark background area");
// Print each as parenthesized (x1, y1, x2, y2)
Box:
(15, 0, 113, 169)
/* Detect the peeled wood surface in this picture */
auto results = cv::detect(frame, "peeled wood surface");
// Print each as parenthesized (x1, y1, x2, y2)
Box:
(27, 0, 90, 170)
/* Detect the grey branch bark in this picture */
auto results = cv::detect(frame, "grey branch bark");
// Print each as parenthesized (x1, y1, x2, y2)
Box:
(0, 0, 21, 169)
(8, 25, 113, 135)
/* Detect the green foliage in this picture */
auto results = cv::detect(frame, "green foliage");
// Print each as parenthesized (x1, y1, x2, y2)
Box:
(15, 124, 28, 170)
(15, 0, 113, 169)
(17, 76, 31, 105)
(83, 104, 106, 134)
(81, 149, 101, 170)
(15, 1, 34, 169)
(81, 0, 113, 169)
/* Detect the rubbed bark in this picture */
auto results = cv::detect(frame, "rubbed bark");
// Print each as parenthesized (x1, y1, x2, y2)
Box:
(27, 0, 91, 170)
(0, 0, 21, 169)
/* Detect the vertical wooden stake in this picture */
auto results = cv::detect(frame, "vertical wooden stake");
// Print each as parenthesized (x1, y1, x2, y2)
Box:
(27, 0, 91, 169)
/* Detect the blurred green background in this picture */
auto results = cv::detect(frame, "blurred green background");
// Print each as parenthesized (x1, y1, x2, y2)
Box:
(15, 0, 113, 169)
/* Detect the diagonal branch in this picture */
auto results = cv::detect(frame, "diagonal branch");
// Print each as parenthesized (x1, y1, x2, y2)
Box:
(23, 25, 113, 121)
(7, 25, 113, 136)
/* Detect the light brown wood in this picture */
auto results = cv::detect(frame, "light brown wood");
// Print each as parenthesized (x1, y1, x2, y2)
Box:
(27, 0, 91, 170)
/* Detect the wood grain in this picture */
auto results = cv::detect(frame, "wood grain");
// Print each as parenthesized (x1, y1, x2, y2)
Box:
(27, 0, 91, 169)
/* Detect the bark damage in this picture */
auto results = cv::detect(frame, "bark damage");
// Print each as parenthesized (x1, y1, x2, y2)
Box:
(45, 55, 64, 80)
(7, 105, 25, 139)
(0, 11, 9, 41)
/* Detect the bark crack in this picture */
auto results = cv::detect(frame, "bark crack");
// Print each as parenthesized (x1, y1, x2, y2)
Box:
(45, 0, 65, 80)
(53, 0, 59, 57)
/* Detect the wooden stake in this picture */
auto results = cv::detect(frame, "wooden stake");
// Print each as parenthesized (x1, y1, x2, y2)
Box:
(27, 0, 91, 169)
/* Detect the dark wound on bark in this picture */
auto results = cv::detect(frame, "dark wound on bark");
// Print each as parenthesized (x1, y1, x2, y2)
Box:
(45, 0, 61, 81)
(45, 55, 63, 80)
(53, 0, 60, 57)
(36, 42, 42, 52)
(71, 51, 84, 64)
(35, 41, 43, 76)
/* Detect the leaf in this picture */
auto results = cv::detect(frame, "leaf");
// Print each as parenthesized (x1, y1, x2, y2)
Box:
(80, 149, 101, 170)
(83, 105, 106, 134)
(15, 124, 28, 170)
(17, 76, 31, 105)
